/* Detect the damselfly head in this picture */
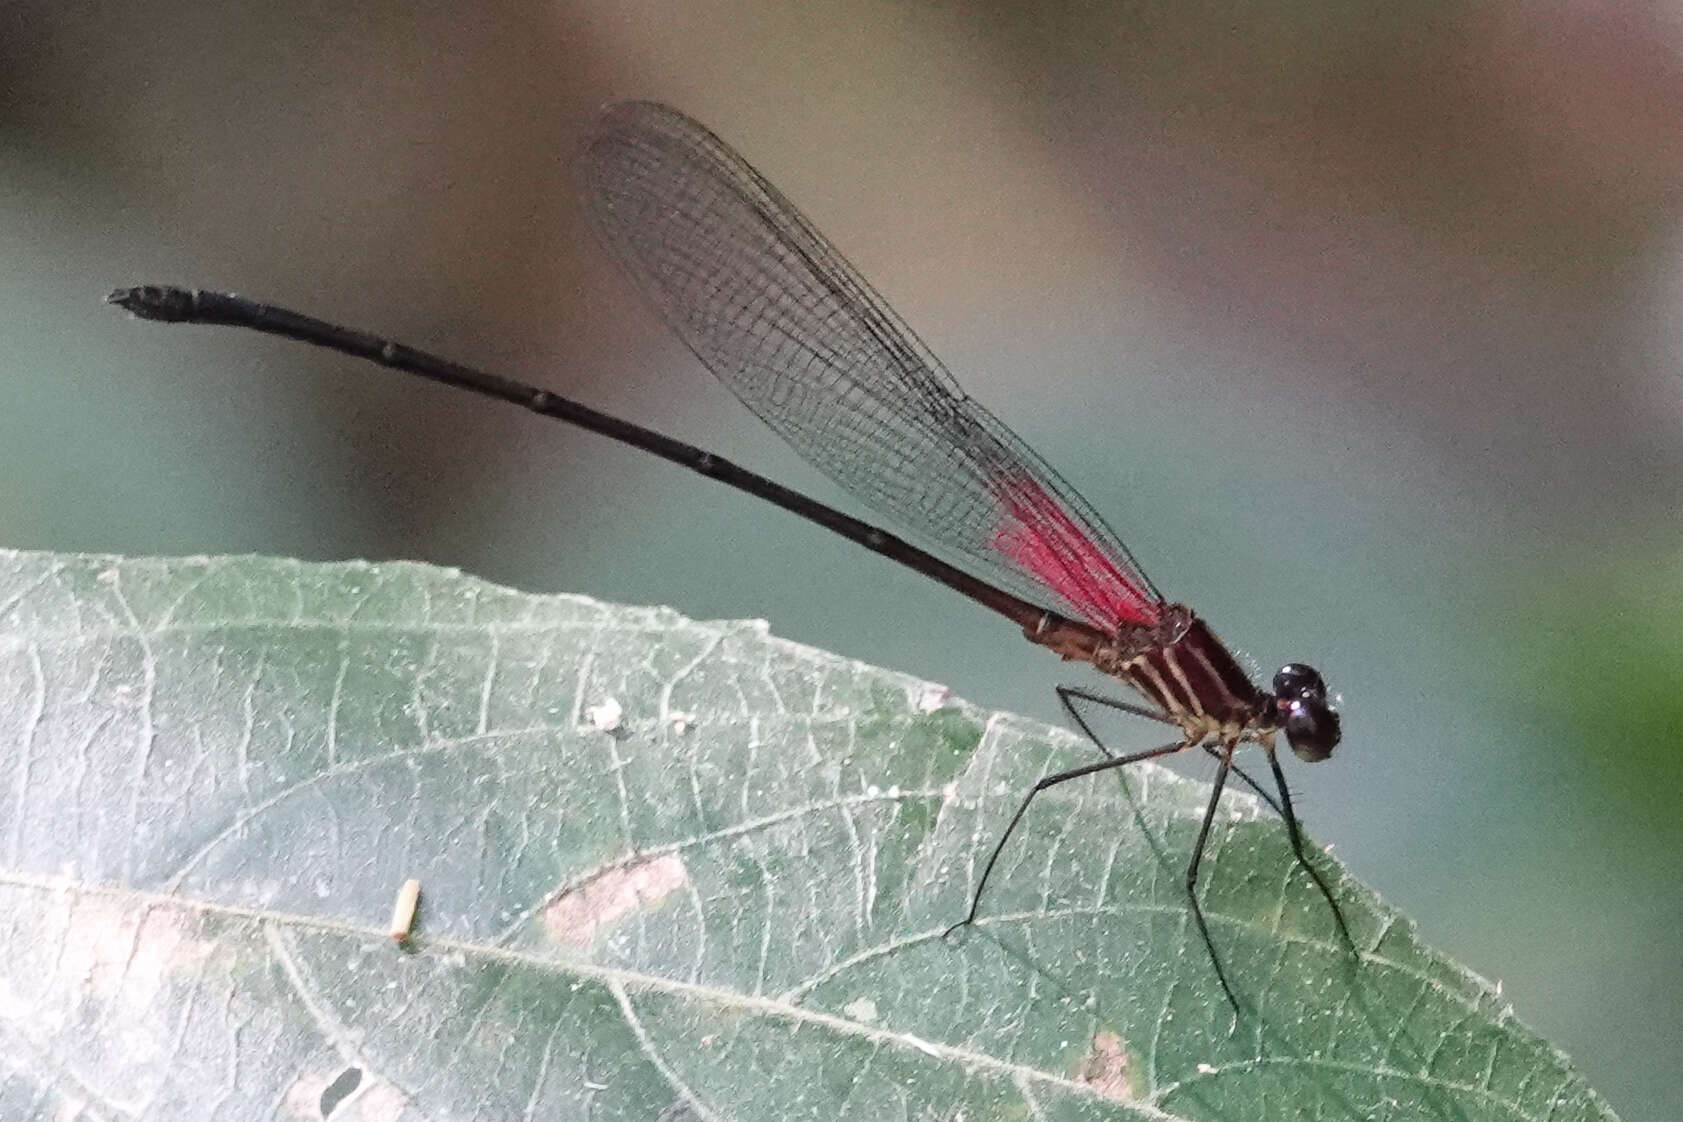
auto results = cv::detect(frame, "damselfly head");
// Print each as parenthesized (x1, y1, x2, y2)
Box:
(1272, 663, 1325, 700)
(1272, 663, 1340, 762)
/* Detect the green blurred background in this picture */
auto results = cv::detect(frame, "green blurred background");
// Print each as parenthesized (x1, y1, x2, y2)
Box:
(5, 2, 1681, 1116)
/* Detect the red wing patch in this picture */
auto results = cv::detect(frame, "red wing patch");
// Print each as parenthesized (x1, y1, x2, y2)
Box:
(991, 475, 1159, 632)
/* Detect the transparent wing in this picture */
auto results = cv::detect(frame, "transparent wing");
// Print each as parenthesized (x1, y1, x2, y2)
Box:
(583, 101, 1161, 633)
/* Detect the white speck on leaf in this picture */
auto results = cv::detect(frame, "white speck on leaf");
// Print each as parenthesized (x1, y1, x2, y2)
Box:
(911, 682, 949, 711)
(585, 697, 623, 732)
(388, 878, 421, 942)
(842, 996, 878, 1023)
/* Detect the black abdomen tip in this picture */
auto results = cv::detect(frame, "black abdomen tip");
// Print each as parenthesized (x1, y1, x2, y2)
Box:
(106, 285, 197, 321)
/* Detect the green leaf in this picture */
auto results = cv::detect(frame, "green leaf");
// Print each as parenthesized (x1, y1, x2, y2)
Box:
(0, 551, 1616, 1121)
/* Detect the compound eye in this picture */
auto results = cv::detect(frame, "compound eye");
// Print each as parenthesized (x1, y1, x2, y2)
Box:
(1284, 699, 1340, 762)
(1273, 662, 1326, 700)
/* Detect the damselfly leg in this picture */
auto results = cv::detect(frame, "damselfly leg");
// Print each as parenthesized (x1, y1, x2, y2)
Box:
(1188, 746, 1240, 1010)
(944, 739, 1188, 941)
(1055, 684, 1175, 756)
(964, 685, 1359, 1013)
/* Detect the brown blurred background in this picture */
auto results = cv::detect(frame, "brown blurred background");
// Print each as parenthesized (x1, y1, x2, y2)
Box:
(5, 2, 1682, 1116)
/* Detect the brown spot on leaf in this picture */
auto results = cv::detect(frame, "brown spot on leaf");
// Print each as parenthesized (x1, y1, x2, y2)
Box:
(59, 896, 213, 1009)
(543, 854, 688, 948)
(1076, 1030, 1136, 1102)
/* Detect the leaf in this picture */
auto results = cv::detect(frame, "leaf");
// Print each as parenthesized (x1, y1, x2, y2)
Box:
(0, 550, 1617, 1121)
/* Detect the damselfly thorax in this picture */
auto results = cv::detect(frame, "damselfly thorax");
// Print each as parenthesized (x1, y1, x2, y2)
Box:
(1023, 603, 1338, 757)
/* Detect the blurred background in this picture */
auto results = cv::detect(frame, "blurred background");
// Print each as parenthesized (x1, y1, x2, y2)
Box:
(4, 1, 1681, 1116)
